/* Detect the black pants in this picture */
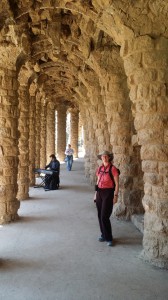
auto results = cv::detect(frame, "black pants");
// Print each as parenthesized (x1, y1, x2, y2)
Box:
(45, 173, 59, 190)
(96, 188, 114, 241)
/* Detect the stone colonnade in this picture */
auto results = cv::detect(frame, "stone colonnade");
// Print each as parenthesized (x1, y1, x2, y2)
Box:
(0, 69, 80, 223)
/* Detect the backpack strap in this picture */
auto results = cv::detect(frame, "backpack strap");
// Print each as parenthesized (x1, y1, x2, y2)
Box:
(109, 164, 115, 187)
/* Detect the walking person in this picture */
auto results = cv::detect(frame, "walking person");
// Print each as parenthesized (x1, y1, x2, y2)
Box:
(95, 150, 119, 246)
(65, 144, 74, 171)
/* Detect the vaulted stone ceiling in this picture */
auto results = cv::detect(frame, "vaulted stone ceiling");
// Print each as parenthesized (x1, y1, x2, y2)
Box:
(1, 0, 168, 109)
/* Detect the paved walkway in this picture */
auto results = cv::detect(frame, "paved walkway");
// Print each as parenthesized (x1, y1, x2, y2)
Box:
(0, 159, 168, 300)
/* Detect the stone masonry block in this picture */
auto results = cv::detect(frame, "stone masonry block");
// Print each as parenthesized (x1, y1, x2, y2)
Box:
(157, 97, 168, 114)
(134, 113, 166, 131)
(164, 129, 168, 144)
(157, 200, 168, 218)
(143, 51, 168, 69)
(157, 70, 168, 82)
(142, 160, 158, 173)
(133, 36, 154, 52)
(130, 68, 158, 86)
(144, 212, 165, 234)
(158, 161, 168, 176)
(149, 83, 167, 98)
(12, 78, 18, 90)
(2, 76, 12, 89)
(129, 86, 137, 102)
(124, 52, 142, 76)
(144, 183, 152, 197)
(4, 146, 18, 156)
(141, 144, 168, 161)
(142, 195, 156, 212)
(136, 99, 157, 114)
(0, 202, 6, 214)
(138, 128, 163, 145)
(7, 200, 20, 214)
(156, 37, 168, 50)
(111, 121, 131, 135)
(137, 83, 149, 99)
(152, 185, 167, 199)
(0, 157, 18, 168)
(143, 173, 163, 186)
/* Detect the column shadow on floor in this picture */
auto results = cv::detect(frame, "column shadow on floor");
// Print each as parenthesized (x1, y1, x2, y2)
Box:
(0, 258, 43, 271)
(18, 215, 53, 223)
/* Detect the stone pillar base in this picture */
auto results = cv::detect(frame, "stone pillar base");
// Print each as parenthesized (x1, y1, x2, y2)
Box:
(0, 213, 19, 225)
(140, 250, 168, 270)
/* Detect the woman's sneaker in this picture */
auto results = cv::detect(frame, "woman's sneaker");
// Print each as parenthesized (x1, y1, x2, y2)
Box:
(107, 241, 113, 247)
(98, 236, 105, 242)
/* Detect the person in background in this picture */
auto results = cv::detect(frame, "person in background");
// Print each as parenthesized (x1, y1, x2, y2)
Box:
(45, 154, 60, 190)
(95, 150, 119, 247)
(65, 144, 74, 171)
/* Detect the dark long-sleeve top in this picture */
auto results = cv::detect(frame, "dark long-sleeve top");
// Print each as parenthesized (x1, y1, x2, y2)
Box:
(46, 159, 60, 174)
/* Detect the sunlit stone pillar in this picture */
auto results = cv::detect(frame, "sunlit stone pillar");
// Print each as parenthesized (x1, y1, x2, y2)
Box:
(17, 82, 30, 200)
(70, 108, 79, 158)
(29, 83, 36, 186)
(46, 102, 55, 163)
(121, 36, 168, 268)
(57, 104, 67, 161)
(0, 64, 20, 223)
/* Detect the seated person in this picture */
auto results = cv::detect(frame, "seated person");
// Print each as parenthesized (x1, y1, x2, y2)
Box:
(45, 154, 60, 190)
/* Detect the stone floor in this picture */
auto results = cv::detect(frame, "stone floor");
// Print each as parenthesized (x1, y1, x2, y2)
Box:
(0, 159, 168, 300)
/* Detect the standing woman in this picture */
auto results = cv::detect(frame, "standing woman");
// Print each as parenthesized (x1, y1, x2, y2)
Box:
(65, 144, 74, 171)
(95, 150, 119, 246)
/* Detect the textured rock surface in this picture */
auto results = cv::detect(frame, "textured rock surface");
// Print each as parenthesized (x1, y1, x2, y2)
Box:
(0, 0, 168, 268)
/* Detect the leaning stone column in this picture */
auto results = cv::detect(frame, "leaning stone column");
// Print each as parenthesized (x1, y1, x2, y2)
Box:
(57, 104, 67, 161)
(29, 82, 37, 186)
(17, 80, 30, 200)
(46, 101, 55, 162)
(121, 36, 168, 268)
(69, 108, 79, 158)
(0, 66, 20, 223)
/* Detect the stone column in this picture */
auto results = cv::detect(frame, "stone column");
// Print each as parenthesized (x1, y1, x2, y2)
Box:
(40, 100, 47, 168)
(0, 66, 20, 223)
(46, 102, 55, 163)
(82, 107, 100, 184)
(69, 108, 79, 158)
(29, 83, 36, 186)
(35, 92, 41, 168)
(121, 36, 168, 268)
(17, 83, 30, 200)
(57, 104, 67, 161)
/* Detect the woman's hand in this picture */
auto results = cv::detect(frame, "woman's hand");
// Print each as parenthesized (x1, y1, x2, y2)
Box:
(113, 194, 118, 204)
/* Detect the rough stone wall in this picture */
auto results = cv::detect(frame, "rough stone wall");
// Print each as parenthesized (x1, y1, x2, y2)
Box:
(121, 35, 168, 268)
